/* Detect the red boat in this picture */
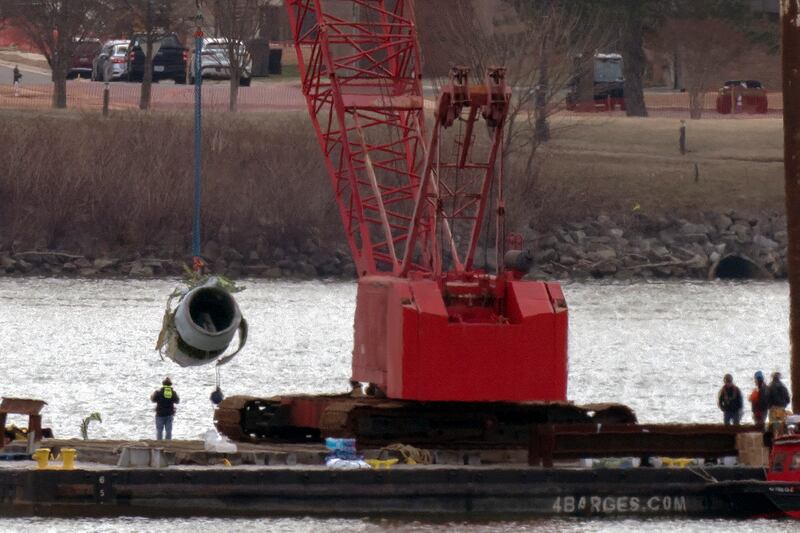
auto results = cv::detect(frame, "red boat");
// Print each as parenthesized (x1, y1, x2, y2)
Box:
(709, 417, 800, 519)
(763, 430, 800, 519)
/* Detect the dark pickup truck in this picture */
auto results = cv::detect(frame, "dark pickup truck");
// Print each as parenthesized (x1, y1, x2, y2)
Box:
(127, 33, 187, 84)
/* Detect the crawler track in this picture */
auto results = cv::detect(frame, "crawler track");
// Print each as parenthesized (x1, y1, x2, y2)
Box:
(214, 394, 637, 448)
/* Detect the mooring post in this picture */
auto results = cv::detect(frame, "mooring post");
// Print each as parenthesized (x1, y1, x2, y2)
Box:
(782, 0, 800, 412)
(679, 120, 686, 155)
(102, 81, 110, 117)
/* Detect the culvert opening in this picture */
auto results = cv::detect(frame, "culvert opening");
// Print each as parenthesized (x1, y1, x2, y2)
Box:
(713, 255, 762, 280)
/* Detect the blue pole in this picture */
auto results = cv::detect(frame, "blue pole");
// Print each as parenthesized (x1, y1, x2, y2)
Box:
(192, 31, 203, 265)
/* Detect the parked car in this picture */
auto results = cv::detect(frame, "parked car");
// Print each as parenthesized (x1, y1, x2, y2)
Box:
(566, 52, 625, 111)
(126, 33, 187, 84)
(92, 40, 129, 82)
(716, 79, 768, 114)
(68, 39, 102, 79)
(189, 37, 252, 86)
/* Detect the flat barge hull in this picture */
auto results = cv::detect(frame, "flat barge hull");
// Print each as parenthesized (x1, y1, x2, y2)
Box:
(0, 466, 772, 518)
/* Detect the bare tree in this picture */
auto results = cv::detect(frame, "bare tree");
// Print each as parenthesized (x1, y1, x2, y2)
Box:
(209, 0, 265, 112)
(656, 19, 746, 119)
(0, 0, 111, 108)
(418, 0, 611, 177)
(116, 0, 193, 110)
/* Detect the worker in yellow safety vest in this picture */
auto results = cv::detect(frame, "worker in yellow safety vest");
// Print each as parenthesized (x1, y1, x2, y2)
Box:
(150, 377, 180, 440)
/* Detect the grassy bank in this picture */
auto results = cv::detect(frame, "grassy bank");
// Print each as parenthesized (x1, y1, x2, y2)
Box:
(0, 109, 334, 259)
(526, 116, 784, 228)
(0, 109, 786, 264)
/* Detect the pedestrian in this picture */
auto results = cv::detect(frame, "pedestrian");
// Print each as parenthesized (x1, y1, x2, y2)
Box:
(748, 370, 768, 428)
(766, 372, 791, 435)
(717, 373, 743, 426)
(13, 65, 22, 97)
(150, 377, 180, 440)
(766, 371, 791, 410)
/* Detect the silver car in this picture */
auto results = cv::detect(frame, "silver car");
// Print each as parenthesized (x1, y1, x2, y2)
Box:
(92, 40, 129, 82)
(189, 38, 252, 86)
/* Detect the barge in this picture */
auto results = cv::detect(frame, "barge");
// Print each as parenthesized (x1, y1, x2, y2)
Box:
(0, 461, 771, 519)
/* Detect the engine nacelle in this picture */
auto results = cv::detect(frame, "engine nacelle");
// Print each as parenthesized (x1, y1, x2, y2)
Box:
(169, 284, 243, 367)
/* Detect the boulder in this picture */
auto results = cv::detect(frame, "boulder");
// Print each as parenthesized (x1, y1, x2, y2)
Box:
(74, 257, 92, 269)
(713, 214, 733, 233)
(265, 267, 283, 278)
(588, 248, 617, 262)
(93, 258, 117, 270)
(129, 262, 154, 277)
(753, 234, 780, 250)
(204, 240, 222, 261)
(730, 223, 751, 241)
(15, 260, 33, 274)
(596, 214, 613, 227)
(536, 248, 557, 263)
(224, 248, 244, 262)
(0, 255, 16, 272)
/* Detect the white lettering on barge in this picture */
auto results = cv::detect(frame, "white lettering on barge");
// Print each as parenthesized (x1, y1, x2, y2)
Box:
(551, 495, 687, 515)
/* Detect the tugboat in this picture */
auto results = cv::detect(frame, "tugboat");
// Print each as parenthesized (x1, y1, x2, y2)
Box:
(708, 415, 800, 519)
(763, 416, 800, 518)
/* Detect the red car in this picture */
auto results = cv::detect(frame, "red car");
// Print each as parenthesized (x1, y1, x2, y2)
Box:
(68, 39, 102, 79)
(716, 80, 768, 114)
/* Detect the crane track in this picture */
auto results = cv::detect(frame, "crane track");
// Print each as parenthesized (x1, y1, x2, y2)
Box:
(214, 394, 637, 448)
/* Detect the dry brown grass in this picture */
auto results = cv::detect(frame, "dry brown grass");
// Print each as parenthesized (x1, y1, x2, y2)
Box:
(0, 110, 787, 257)
(514, 116, 785, 230)
(0, 109, 334, 255)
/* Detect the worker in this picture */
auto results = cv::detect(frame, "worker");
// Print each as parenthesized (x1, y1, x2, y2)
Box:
(749, 371, 769, 428)
(151, 377, 180, 440)
(765, 372, 791, 436)
(749, 371, 769, 427)
(766, 371, 791, 410)
(717, 374, 743, 426)
(12, 65, 21, 97)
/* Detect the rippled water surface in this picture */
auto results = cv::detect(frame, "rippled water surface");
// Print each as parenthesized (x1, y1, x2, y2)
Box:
(0, 278, 795, 531)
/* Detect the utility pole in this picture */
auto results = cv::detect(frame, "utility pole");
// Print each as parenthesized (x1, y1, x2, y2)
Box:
(781, 0, 800, 412)
(193, 1, 204, 271)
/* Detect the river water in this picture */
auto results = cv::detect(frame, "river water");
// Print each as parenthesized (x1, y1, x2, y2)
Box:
(0, 278, 796, 532)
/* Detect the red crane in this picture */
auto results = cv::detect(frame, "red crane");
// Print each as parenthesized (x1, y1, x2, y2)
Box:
(214, 1, 631, 445)
(287, 0, 566, 402)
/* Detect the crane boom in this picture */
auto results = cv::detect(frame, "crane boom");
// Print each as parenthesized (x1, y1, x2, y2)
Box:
(287, 0, 429, 276)
(287, 0, 568, 403)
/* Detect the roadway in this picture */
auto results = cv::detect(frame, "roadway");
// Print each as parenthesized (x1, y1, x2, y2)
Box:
(0, 61, 51, 85)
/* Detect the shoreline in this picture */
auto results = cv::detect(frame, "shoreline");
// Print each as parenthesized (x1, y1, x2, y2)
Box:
(0, 210, 787, 282)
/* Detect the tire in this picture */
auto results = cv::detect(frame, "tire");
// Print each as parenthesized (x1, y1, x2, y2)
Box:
(175, 75, 186, 85)
(239, 77, 251, 87)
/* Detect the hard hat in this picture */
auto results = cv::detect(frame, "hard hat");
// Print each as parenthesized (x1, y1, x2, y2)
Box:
(755, 371, 764, 381)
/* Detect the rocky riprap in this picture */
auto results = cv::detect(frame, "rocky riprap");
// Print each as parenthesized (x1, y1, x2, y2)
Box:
(0, 211, 788, 281)
(522, 211, 786, 281)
